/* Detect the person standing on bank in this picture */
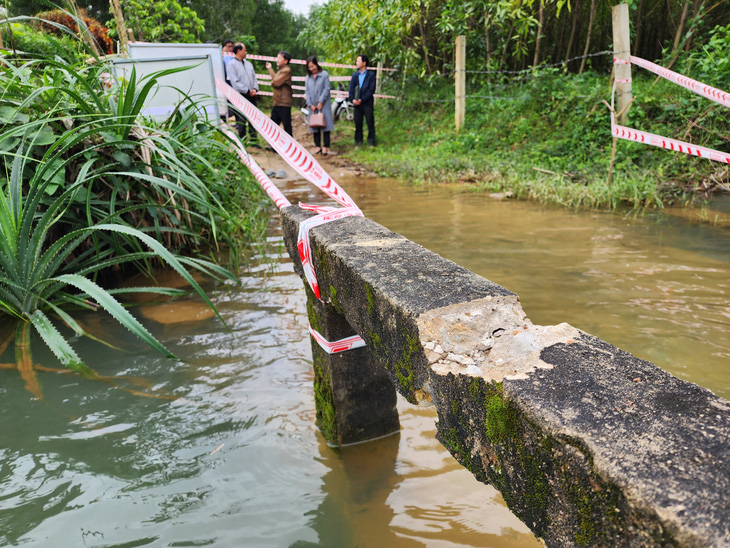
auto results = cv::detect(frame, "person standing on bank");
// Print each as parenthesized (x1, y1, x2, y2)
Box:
(222, 39, 234, 74)
(348, 54, 376, 147)
(266, 51, 293, 136)
(305, 56, 334, 155)
(226, 43, 260, 145)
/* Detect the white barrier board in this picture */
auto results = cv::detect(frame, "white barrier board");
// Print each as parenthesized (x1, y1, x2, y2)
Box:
(128, 43, 225, 84)
(111, 55, 220, 121)
(128, 43, 227, 113)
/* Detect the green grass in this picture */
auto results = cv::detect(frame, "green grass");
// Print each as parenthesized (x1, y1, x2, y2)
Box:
(343, 69, 729, 210)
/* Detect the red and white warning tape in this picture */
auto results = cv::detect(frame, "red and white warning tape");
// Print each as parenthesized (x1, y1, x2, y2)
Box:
(611, 117, 730, 164)
(217, 78, 359, 209)
(263, 84, 398, 100)
(224, 51, 395, 71)
(610, 57, 730, 164)
(220, 126, 292, 209)
(296, 205, 363, 299)
(628, 56, 730, 109)
(216, 78, 368, 356)
(257, 74, 352, 82)
(308, 323, 366, 354)
(255, 77, 398, 99)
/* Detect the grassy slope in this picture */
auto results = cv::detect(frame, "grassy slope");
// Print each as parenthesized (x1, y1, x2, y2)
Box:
(342, 70, 730, 210)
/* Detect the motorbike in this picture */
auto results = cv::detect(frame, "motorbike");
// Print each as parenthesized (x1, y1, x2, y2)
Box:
(332, 85, 354, 122)
(300, 84, 354, 125)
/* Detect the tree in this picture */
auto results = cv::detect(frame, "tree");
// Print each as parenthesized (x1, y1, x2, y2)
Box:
(106, 0, 204, 42)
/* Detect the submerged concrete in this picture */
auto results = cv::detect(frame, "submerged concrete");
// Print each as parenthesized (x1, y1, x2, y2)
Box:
(280, 204, 730, 547)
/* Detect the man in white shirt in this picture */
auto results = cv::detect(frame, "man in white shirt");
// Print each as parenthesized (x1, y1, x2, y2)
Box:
(226, 43, 260, 145)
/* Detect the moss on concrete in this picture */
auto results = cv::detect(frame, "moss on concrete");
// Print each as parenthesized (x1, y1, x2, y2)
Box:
(439, 404, 487, 483)
(468, 378, 482, 401)
(314, 245, 330, 281)
(329, 284, 344, 315)
(368, 331, 387, 363)
(365, 283, 377, 319)
(312, 354, 337, 445)
(306, 298, 321, 332)
(484, 384, 518, 444)
(394, 332, 420, 400)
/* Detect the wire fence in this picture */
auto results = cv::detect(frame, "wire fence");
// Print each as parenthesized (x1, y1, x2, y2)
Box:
(415, 50, 628, 104)
(464, 50, 616, 75)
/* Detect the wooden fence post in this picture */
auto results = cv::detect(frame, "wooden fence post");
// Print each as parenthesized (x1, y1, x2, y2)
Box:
(612, 4, 632, 124)
(375, 61, 383, 105)
(109, 0, 129, 53)
(455, 35, 466, 131)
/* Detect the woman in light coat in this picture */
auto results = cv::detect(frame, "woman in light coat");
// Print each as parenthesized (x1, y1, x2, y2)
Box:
(305, 56, 335, 155)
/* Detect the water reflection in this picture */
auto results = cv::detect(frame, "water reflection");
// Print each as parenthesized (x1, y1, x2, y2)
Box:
(2, 168, 729, 546)
(295, 433, 404, 547)
(336, 175, 730, 399)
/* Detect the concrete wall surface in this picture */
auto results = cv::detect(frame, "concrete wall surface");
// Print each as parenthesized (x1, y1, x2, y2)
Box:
(280, 205, 730, 547)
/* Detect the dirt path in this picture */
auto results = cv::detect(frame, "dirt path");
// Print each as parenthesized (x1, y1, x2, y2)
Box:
(248, 112, 373, 184)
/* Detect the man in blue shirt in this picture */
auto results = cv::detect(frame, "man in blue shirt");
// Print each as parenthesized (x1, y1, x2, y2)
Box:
(222, 39, 234, 73)
(348, 54, 376, 147)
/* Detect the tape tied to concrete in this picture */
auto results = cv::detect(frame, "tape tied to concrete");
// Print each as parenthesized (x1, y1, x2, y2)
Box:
(308, 322, 366, 354)
(297, 205, 363, 299)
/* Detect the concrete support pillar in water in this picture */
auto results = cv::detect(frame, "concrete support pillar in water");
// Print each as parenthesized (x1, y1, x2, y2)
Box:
(306, 288, 400, 446)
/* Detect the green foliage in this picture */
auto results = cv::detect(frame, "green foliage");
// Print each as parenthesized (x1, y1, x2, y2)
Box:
(301, 0, 730, 77)
(346, 69, 729, 210)
(0, 43, 270, 373)
(1, 22, 78, 61)
(681, 23, 730, 89)
(246, 0, 307, 57)
(107, 0, 204, 42)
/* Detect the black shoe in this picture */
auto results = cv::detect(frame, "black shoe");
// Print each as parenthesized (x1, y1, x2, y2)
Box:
(249, 143, 262, 149)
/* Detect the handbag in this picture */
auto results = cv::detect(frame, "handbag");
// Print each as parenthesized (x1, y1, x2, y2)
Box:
(309, 109, 326, 128)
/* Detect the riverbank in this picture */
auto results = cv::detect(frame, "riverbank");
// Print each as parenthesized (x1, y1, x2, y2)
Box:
(333, 73, 729, 212)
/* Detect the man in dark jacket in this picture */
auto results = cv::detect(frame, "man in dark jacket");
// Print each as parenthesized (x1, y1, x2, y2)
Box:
(348, 54, 376, 147)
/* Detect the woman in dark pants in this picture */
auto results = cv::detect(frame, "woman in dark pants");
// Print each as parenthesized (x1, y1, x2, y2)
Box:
(304, 56, 335, 155)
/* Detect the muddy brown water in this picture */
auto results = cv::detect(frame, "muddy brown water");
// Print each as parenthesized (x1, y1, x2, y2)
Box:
(1, 152, 728, 546)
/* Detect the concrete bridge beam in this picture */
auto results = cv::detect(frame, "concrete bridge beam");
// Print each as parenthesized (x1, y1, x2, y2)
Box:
(280, 205, 730, 547)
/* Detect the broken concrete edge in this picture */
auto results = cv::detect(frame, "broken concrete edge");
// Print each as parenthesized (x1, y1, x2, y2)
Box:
(279, 205, 730, 546)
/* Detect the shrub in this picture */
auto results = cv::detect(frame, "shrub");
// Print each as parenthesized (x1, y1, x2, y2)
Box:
(34, 8, 114, 54)
(1, 23, 79, 62)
